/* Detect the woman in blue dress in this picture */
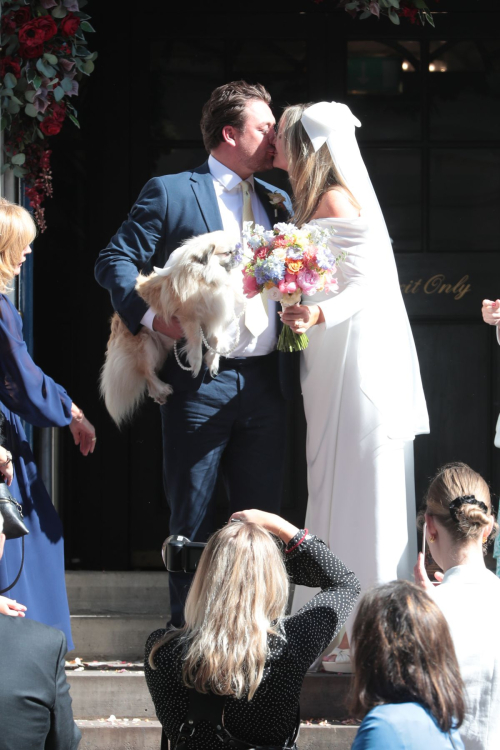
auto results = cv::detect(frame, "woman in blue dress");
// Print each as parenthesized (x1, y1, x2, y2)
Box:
(350, 580, 465, 750)
(0, 198, 96, 649)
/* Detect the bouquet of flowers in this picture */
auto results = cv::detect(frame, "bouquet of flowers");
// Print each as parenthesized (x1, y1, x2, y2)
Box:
(242, 222, 340, 353)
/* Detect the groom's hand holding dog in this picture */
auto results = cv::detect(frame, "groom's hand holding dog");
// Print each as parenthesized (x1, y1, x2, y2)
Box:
(153, 314, 183, 340)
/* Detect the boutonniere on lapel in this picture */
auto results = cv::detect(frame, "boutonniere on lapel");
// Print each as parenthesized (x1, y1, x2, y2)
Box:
(267, 191, 288, 218)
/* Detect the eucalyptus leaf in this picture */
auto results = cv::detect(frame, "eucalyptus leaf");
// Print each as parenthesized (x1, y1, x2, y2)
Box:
(424, 11, 435, 27)
(68, 113, 80, 128)
(24, 103, 39, 117)
(33, 75, 42, 90)
(88, 51, 98, 62)
(7, 99, 21, 114)
(2, 88, 13, 98)
(43, 53, 58, 65)
(75, 46, 90, 57)
(11, 96, 23, 105)
(82, 60, 94, 75)
(378, 0, 390, 7)
(1, 164, 11, 175)
(80, 21, 95, 32)
(61, 76, 74, 92)
(11, 152, 26, 166)
(24, 90, 36, 103)
(26, 68, 36, 84)
(54, 86, 65, 102)
(414, 0, 428, 7)
(360, 10, 372, 19)
(345, 1, 359, 9)
(13, 166, 28, 178)
(52, 5, 68, 17)
(36, 128, 44, 139)
(388, 7, 400, 23)
(1, 117, 8, 131)
(5, 41, 19, 57)
(3, 73, 17, 89)
(387, 0, 400, 7)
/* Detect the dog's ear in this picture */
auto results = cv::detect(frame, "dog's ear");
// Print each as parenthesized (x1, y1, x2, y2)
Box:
(199, 244, 216, 265)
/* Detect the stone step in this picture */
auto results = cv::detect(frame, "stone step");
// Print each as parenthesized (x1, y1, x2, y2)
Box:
(68, 615, 166, 661)
(66, 571, 170, 616)
(77, 720, 357, 750)
(69, 671, 353, 722)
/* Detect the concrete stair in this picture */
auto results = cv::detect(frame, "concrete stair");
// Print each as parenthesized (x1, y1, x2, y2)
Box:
(67, 572, 358, 748)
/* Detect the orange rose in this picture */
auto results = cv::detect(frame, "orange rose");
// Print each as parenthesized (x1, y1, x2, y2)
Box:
(286, 260, 303, 274)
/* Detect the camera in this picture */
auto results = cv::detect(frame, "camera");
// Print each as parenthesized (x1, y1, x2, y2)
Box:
(162, 535, 206, 574)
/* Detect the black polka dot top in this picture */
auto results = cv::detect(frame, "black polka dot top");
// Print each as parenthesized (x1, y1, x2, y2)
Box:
(144, 531, 361, 748)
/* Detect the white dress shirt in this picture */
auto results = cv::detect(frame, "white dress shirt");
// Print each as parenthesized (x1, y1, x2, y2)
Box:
(141, 155, 278, 357)
(432, 564, 500, 750)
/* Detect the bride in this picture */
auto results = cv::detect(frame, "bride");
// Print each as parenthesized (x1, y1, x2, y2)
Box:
(274, 102, 429, 668)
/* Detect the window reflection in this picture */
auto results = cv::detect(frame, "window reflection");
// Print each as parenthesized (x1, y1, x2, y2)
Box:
(429, 41, 500, 140)
(362, 148, 421, 252)
(429, 149, 500, 252)
(347, 41, 421, 141)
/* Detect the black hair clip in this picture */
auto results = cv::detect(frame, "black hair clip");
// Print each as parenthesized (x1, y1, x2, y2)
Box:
(449, 494, 488, 522)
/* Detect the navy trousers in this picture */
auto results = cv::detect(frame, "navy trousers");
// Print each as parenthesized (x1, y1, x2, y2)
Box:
(160, 352, 287, 626)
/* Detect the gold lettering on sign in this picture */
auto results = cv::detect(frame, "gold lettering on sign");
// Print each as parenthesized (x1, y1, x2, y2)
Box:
(400, 275, 471, 301)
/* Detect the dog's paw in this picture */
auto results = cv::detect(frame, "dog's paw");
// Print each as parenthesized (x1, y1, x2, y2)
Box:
(208, 353, 220, 377)
(148, 382, 173, 404)
(187, 352, 203, 377)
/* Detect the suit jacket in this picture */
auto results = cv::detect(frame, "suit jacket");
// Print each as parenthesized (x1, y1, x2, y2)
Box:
(95, 162, 299, 398)
(0, 615, 81, 750)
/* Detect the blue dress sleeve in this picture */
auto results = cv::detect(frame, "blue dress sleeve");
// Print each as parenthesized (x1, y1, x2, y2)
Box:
(351, 711, 401, 750)
(0, 296, 73, 428)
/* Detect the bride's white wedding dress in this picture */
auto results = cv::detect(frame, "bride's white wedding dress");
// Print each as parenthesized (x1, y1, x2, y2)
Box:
(292, 216, 429, 621)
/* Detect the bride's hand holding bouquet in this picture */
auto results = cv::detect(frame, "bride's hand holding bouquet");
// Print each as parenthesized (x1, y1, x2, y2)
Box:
(242, 222, 340, 352)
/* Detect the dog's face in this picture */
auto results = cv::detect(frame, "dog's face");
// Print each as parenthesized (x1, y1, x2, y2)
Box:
(138, 231, 242, 310)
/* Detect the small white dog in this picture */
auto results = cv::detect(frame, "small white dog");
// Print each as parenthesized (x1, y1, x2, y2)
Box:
(100, 231, 241, 427)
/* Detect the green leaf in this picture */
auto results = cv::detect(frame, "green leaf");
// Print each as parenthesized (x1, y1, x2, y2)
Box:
(13, 165, 28, 178)
(80, 21, 95, 32)
(3, 72, 17, 89)
(36, 58, 56, 78)
(54, 85, 65, 102)
(87, 51, 98, 62)
(388, 7, 400, 24)
(52, 5, 68, 17)
(36, 128, 44, 139)
(424, 11, 435, 27)
(1, 116, 9, 131)
(43, 53, 58, 65)
(359, 9, 372, 19)
(26, 67, 36, 84)
(10, 96, 23, 105)
(11, 152, 26, 166)
(414, 0, 428, 7)
(1, 164, 11, 175)
(345, 1, 358, 9)
(24, 90, 36, 103)
(82, 60, 94, 75)
(61, 76, 74, 92)
(68, 113, 80, 128)
(33, 75, 42, 91)
(75, 46, 90, 57)
(24, 103, 38, 117)
(387, 0, 400, 6)
(2, 88, 13, 98)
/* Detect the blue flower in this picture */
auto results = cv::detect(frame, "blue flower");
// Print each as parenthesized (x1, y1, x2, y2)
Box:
(316, 247, 336, 270)
(254, 256, 285, 285)
(286, 246, 304, 260)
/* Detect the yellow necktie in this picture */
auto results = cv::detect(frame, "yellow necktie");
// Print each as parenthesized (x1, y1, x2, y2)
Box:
(240, 180, 268, 337)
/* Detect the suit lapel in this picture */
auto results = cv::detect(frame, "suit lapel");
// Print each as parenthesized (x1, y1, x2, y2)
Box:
(254, 179, 290, 228)
(190, 164, 224, 233)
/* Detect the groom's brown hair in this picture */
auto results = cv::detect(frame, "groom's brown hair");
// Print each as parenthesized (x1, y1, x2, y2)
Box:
(200, 81, 272, 153)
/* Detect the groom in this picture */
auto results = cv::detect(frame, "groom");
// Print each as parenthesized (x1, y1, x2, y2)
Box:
(95, 81, 293, 625)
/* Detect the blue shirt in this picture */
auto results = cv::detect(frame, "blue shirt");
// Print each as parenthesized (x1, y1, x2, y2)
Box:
(351, 703, 464, 750)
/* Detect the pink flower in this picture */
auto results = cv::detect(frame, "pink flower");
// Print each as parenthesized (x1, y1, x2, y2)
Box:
(242, 271, 260, 298)
(322, 271, 339, 294)
(297, 268, 320, 295)
(278, 272, 298, 294)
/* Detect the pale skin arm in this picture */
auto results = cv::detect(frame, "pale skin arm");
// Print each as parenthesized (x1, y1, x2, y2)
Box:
(68, 403, 96, 457)
(281, 189, 359, 335)
(153, 315, 184, 340)
(229, 509, 299, 545)
(482, 299, 500, 326)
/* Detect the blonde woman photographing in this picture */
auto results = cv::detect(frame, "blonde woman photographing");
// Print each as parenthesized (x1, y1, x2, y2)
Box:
(145, 510, 360, 749)
(273, 102, 429, 667)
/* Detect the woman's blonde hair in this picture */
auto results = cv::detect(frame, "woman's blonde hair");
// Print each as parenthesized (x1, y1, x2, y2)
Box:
(0, 198, 36, 293)
(149, 521, 289, 700)
(417, 462, 498, 548)
(280, 104, 360, 227)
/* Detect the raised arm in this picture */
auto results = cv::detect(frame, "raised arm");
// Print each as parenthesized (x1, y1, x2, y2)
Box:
(95, 177, 169, 334)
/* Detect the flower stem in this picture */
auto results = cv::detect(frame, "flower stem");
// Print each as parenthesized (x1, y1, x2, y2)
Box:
(277, 325, 309, 353)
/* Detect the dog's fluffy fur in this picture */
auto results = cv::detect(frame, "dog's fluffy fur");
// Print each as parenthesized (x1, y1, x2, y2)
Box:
(100, 231, 240, 427)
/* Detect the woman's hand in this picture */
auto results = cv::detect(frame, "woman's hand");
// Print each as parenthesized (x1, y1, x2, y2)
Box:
(0, 596, 26, 617)
(413, 552, 443, 591)
(0, 446, 13, 486)
(69, 403, 96, 456)
(229, 510, 299, 544)
(280, 304, 324, 335)
(482, 299, 500, 326)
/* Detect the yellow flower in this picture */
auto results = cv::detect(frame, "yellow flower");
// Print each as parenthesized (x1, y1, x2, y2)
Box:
(287, 260, 303, 274)
(264, 281, 275, 289)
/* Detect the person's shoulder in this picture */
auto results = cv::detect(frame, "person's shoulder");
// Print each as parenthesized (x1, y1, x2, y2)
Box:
(152, 163, 210, 188)
(319, 188, 360, 219)
(145, 628, 168, 657)
(0, 613, 65, 655)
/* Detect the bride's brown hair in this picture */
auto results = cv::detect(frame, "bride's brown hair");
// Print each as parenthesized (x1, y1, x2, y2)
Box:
(279, 104, 360, 227)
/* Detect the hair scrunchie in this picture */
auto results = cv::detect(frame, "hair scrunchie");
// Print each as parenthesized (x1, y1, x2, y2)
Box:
(449, 494, 488, 522)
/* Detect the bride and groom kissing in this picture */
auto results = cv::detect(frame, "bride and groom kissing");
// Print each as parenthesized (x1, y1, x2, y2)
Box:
(95, 81, 429, 655)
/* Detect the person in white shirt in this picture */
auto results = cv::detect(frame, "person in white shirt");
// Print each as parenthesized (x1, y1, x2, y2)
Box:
(95, 82, 293, 626)
(414, 462, 500, 750)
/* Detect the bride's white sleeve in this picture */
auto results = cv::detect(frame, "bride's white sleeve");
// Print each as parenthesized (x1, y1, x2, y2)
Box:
(315, 239, 376, 330)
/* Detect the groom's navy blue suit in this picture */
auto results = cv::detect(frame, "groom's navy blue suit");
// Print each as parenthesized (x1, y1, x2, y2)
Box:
(95, 162, 295, 624)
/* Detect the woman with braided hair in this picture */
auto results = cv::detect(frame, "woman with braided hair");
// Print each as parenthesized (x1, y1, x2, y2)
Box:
(414, 462, 500, 750)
